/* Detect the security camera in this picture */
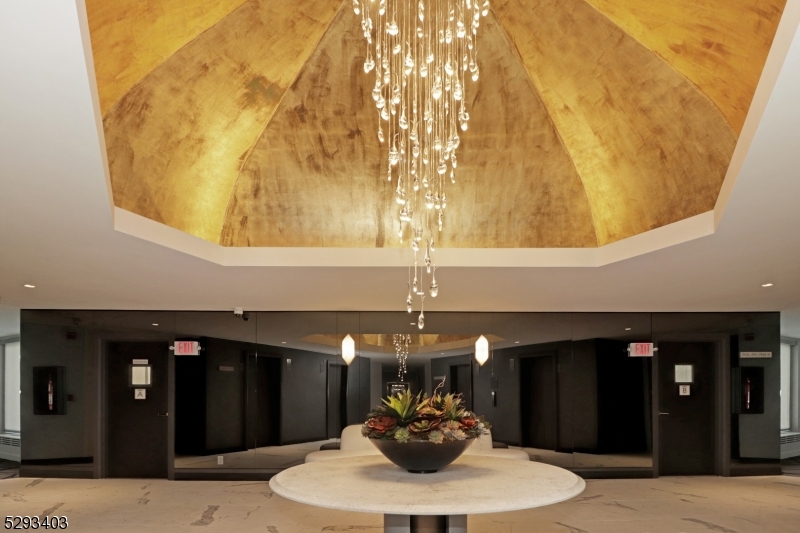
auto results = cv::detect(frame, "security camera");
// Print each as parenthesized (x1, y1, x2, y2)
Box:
(233, 307, 244, 317)
(242, 312, 250, 322)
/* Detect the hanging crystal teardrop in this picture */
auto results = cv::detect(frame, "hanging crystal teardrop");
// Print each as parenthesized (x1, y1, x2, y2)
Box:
(430, 271, 439, 298)
(353, 0, 487, 327)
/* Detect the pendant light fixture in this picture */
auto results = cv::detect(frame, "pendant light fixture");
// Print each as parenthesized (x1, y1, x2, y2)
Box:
(475, 334, 488, 366)
(353, 0, 489, 328)
(342, 333, 356, 365)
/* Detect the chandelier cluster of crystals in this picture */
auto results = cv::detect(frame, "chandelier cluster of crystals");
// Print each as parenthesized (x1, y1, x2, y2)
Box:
(353, 0, 489, 330)
(393, 334, 411, 381)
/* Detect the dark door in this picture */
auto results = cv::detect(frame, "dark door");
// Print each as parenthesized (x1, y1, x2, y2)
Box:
(450, 364, 473, 410)
(107, 342, 169, 478)
(256, 355, 281, 447)
(247, 353, 282, 449)
(520, 355, 558, 450)
(658, 342, 716, 475)
(327, 363, 348, 439)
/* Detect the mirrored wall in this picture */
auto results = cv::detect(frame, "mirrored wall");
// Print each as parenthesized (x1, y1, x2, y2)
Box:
(19, 310, 781, 477)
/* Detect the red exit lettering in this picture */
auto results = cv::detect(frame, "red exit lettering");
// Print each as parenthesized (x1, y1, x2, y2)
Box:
(175, 341, 198, 355)
(629, 343, 654, 357)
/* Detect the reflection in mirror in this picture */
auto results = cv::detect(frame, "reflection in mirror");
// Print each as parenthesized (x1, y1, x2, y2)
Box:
(485, 314, 574, 469)
(571, 313, 653, 469)
(173, 311, 260, 469)
(21, 310, 783, 478)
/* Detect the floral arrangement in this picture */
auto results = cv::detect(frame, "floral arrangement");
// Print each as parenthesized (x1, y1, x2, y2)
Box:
(362, 388, 490, 444)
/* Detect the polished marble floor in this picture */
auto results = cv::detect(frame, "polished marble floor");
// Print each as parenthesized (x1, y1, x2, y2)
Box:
(1, 473, 799, 532)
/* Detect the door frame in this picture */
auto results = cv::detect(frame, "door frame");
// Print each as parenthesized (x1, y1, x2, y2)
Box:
(652, 334, 730, 477)
(96, 335, 175, 480)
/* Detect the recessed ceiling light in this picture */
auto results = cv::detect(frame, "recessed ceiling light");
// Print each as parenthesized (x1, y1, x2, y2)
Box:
(514, 341, 520, 344)
(281, 341, 287, 344)
(23, 284, 35, 288)
(152, 323, 159, 327)
(625, 328, 632, 331)
(410, 322, 416, 325)
(762, 283, 774, 287)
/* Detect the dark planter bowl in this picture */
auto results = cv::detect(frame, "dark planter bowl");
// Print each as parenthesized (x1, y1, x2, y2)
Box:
(369, 438, 474, 473)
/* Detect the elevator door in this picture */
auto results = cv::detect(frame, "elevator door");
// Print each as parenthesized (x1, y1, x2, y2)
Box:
(107, 342, 169, 478)
(327, 363, 348, 439)
(450, 364, 473, 410)
(658, 342, 716, 476)
(247, 353, 283, 449)
(520, 355, 558, 451)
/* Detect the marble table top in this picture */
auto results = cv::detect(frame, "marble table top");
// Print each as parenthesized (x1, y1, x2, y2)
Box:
(269, 454, 585, 516)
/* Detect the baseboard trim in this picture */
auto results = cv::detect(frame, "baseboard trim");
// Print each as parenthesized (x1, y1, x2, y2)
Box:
(20, 466, 94, 479)
(174, 469, 277, 481)
(572, 467, 654, 479)
(730, 463, 783, 477)
(21, 457, 94, 466)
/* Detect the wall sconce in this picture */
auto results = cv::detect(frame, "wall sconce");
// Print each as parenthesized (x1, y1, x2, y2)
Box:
(475, 335, 489, 366)
(342, 334, 355, 366)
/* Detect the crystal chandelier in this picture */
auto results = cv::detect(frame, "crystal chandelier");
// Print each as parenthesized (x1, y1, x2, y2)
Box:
(353, 0, 489, 330)
(394, 333, 411, 381)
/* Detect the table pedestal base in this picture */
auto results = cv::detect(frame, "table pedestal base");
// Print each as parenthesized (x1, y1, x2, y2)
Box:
(385, 514, 467, 533)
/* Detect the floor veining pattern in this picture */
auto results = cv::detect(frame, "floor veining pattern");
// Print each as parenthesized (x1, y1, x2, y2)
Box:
(1, 475, 799, 532)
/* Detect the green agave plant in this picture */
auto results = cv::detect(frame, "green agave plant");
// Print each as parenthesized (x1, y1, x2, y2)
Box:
(362, 387, 491, 443)
(435, 393, 467, 421)
(381, 389, 422, 423)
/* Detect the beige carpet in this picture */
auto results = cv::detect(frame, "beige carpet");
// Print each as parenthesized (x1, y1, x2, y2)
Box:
(1, 473, 798, 532)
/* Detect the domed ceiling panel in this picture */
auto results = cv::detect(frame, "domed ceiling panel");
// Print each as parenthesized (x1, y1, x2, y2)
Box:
(220, 10, 597, 248)
(493, 0, 738, 246)
(87, 0, 248, 114)
(89, 0, 787, 250)
(102, 0, 342, 243)
(582, 0, 787, 134)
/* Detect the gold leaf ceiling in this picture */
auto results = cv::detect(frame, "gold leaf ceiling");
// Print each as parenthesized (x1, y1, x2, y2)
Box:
(88, 0, 786, 248)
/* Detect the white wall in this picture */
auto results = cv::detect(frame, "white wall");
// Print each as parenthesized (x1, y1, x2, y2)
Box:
(4, 342, 20, 432)
(782, 343, 792, 430)
(782, 308, 800, 338)
(0, 307, 20, 339)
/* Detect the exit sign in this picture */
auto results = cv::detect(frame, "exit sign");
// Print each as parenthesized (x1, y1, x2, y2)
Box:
(174, 341, 200, 356)
(629, 343, 654, 357)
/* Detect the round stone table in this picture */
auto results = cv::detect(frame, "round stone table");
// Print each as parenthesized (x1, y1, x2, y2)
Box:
(269, 455, 585, 533)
